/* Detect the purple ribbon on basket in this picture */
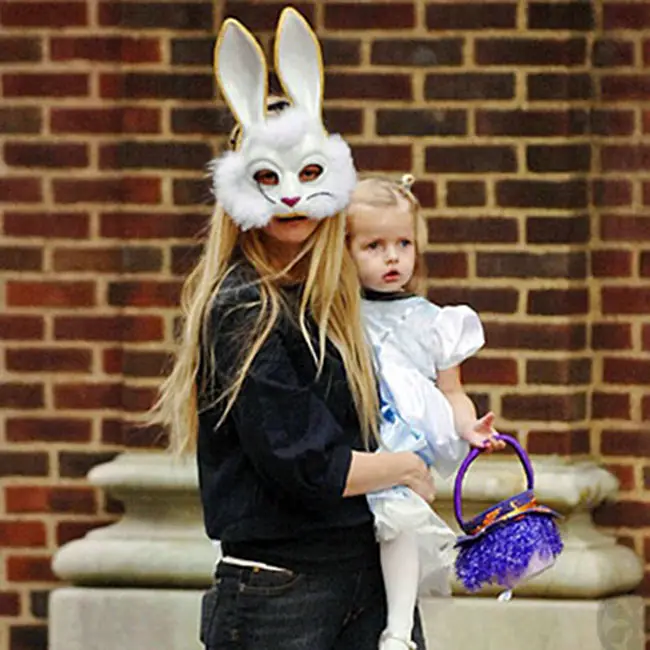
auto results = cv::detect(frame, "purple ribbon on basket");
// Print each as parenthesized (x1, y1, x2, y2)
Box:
(453, 434, 563, 593)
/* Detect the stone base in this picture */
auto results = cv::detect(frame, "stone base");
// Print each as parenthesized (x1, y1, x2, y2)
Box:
(50, 587, 644, 650)
(421, 595, 644, 650)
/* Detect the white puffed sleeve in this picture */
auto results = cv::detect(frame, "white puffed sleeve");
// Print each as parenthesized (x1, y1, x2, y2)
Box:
(429, 305, 485, 371)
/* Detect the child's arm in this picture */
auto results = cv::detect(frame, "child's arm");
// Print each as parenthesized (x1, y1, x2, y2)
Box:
(437, 365, 505, 452)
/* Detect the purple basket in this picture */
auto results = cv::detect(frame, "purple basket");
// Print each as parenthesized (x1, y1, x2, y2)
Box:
(453, 434, 563, 593)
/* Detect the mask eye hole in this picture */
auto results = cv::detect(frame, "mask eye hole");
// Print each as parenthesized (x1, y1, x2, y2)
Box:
(299, 164, 323, 183)
(253, 169, 279, 186)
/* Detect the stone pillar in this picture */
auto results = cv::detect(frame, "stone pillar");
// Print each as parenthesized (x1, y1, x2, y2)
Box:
(49, 452, 644, 650)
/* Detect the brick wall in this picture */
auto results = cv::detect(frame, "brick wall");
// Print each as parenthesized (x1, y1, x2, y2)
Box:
(0, 1, 648, 649)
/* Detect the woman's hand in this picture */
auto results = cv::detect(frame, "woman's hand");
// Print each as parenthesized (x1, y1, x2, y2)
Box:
(459, 412, 505, 453)
(399, 452, 436, 503)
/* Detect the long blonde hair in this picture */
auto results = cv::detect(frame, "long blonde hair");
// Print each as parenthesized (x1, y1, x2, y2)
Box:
(151, 204, 379, 454)
(348, 174, 426, 294)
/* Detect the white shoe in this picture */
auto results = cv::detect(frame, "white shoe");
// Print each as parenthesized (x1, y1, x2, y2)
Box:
(379, 630, 417, 650)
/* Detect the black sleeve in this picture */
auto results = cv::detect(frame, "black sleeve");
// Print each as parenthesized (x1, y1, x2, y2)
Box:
(207, 278, 352, 510)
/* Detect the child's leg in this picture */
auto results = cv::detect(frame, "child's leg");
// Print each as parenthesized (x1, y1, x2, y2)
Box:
(379, 531, 419, 649)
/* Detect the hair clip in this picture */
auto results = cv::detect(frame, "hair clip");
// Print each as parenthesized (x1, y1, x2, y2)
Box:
(400, 174, 415, 191)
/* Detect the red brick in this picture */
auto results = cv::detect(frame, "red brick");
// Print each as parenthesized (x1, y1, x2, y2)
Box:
(601, 145, 650, 172)
(54, 316, 164, 342)
(121, 386, 158, 413)
(0, 2, 86, 27)
(325, 74, 412, 100)
(100, 211, 208, 239)
(100, 142, 210, 171)
(428, 3, 516, 30)
(462, 357, 518, 385)
(527, 288, 588, 315)
(527, 143, 591, 173)
(604, 4, 650, 29)
(5, 142, 88, 169)
(5, 486, 96, 515)
(428, 287, 518, 315)
(593, 39, 635, 67)
(54, 383, 123, 410)
(0, 384, 44, 409)
(103, 349, 170, 377)
(51, 107, 160, 135)
(592, 323, 632, 350)
(526, 358, 591, 385)
(604, 464, 635, 491)
(501, 393, 586, 421)
(428, 217, 518, 243)
(592, 179, 632, 207)
(6, 348, 91, 373)
(591, 109, 635, 136)
(604, 358, 650, 385)
(3, 74, 88, 98)
(7, 281, 95, 308)
(0, 178, 42, 203)
(643, 182, 650, 206)
(0, 521, 46, 548)
(221, 2, 314, 31)
(592, 392, 630, 419)
(57, 520, 114, 546)
(51, 37, 160, 63)
(371, 40, 462, 68)
(0, 247, 42, 271)
(108, 281, 182, 308)
(601, 75, 650, 101)
(53, 247, 162, 273)
(99, 2, 212, 29)
(485, 322, 586, 351)
(497, 179, 587, 209)
(6, 556, 58, 583)
(53, 178, 161, 205)
(0, 592, 20, 616)
(527, 429, 590, 455)
(602, 288, 650, 314)
(591, 250, 631, 277)
(0, 316, 44, 341)
(476, 38, 586, 66)
(100, 73, 212, 100)
(426, 73, 514, 100)
(173, 178, 212, 206)
(526, 215, 589, 244)
(601, 429, 650, 457)
(11, 623, 48, 649)
(477, 251, 585, 279)
(0, 452, 48, 477)
(427, 145, 516, 174)
(325, 3, 414, 29)
(171, 244, 203, 275)
(446, 181, 486, 207)
(58, 451, 117, 479)
(3, 212, 89, 239)
(352, 145, 412, 172)
(477, 109, 588, 136)
(424, 252, 468, 279)
(0, 37, 42, 62)
(643, 326, 650, 351)
(600, 214, 650, 241)
(641, 252, 650, 277)
(6, 418, 91, 443)
(528, 2, 594, 30)
(643, 396, 650, 420)
(0, 107, 42, 134)
(102, 419, 168, 448)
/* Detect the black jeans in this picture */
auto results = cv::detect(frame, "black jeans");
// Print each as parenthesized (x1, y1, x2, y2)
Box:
(200, 561, 426, 650)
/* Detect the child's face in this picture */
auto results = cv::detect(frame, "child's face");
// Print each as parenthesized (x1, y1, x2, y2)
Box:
(347, 202, 416, 293)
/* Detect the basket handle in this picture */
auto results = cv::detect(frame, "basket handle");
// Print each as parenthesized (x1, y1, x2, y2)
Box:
(453, 434, 534, 529)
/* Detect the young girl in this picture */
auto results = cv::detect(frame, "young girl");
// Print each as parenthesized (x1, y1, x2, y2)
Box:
(153, 10, 434, 650)
(347, 176, 505, 650)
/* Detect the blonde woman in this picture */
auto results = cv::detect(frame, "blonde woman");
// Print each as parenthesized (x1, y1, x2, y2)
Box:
(152, 10, 433, 650)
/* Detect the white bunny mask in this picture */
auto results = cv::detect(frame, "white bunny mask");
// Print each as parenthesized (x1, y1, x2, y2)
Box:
(211, 7, 357, 231)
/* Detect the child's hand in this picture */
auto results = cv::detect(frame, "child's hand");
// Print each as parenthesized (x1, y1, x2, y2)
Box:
(460, 412, 506, 453)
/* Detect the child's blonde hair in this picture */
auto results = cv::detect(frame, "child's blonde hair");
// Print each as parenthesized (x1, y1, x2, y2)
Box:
(150, 102, 379, 454)
(348, 174, 426, 294)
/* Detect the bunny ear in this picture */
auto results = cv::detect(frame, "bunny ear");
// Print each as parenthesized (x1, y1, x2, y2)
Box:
(214, 18, 267, 131)
(274, 7, 323, 121)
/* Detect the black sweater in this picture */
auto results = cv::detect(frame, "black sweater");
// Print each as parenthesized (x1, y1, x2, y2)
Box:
(196, 264, 378, 572)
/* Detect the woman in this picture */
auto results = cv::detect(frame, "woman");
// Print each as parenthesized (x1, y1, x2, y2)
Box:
(152, 9, 434, 650)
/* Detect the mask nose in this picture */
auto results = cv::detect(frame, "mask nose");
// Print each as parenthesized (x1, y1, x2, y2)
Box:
(281, 196, 300, 207)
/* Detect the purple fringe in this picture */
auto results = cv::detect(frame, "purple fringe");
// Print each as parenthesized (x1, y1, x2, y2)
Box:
(455, 515, 563, 592)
